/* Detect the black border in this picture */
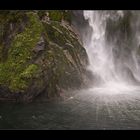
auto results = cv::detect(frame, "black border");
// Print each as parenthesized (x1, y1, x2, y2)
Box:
(0, 129, 139, 139)
(0, 0, 140, 136)
(0, 0, 140, 10)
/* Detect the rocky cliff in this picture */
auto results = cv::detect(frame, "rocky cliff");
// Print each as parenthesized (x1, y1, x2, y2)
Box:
(0, 10, 89, 102)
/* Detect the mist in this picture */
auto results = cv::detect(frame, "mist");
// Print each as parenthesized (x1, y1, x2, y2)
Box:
(82, 10, 140, 94)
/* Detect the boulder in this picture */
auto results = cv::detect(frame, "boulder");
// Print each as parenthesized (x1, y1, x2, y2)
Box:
(0, 10, 89, 102)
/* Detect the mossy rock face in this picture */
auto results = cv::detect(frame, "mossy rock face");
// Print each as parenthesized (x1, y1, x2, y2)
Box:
(38, 10, 72, 24)
(0, 11, 88, 102)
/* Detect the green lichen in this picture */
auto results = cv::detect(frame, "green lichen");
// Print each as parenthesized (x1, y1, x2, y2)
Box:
(0, 12, 43, 93)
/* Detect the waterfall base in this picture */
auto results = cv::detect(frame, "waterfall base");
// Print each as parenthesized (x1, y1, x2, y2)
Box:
(88, 82, 140, 95)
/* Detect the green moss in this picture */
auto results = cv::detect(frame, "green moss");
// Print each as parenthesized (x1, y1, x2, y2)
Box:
(44, 21, 79, 47)
(0, 12, 43, 93)
(20, 64, 39, 79)
(43, 23, 67, 46)
(48, 10, 72, 23)
(43, 45, 73, 96)
(37, 11, 47, 20)
(50, 21, 79, 46)
(9, 77, 27, 93)
(0, 10, 86, 98)
(0, 44, 3, 62)
(63, 11, 71, 24)
(0, 11, 28, 25)
(9, 64, 39, 93)
(48, 10, 64, 22)
(46, 45, 82, 90)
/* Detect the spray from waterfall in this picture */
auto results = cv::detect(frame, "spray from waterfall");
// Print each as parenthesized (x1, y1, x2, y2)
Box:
(83, 10, 140, 93)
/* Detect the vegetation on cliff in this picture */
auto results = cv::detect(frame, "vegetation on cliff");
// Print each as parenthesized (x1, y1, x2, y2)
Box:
(0, 10, 88, 102)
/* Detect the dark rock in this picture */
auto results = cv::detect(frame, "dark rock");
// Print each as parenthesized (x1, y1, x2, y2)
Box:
(33, 36, 46, 53)
(0, 11, 89, 102)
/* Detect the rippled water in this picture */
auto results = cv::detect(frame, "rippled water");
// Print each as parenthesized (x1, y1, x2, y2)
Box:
(1, 87, 140, 129)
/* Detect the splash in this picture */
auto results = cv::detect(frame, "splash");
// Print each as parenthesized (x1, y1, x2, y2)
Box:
(83, 10, 140, 93)
(88, 82, 140, 95)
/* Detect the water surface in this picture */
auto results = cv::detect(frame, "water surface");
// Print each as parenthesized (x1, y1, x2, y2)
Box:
(1, 87, 140, 130)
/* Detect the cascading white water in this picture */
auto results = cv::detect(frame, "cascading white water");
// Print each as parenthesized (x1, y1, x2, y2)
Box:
(83, 11, 117, 82)
(83, 10, 140, 94)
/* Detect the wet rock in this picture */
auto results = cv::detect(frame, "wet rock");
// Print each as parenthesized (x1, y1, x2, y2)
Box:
(0, 11, 89, 102)
(33, 36, 46, 53)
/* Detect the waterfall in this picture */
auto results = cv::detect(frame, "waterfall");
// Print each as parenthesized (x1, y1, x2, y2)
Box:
(83, 10, 140, 93)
